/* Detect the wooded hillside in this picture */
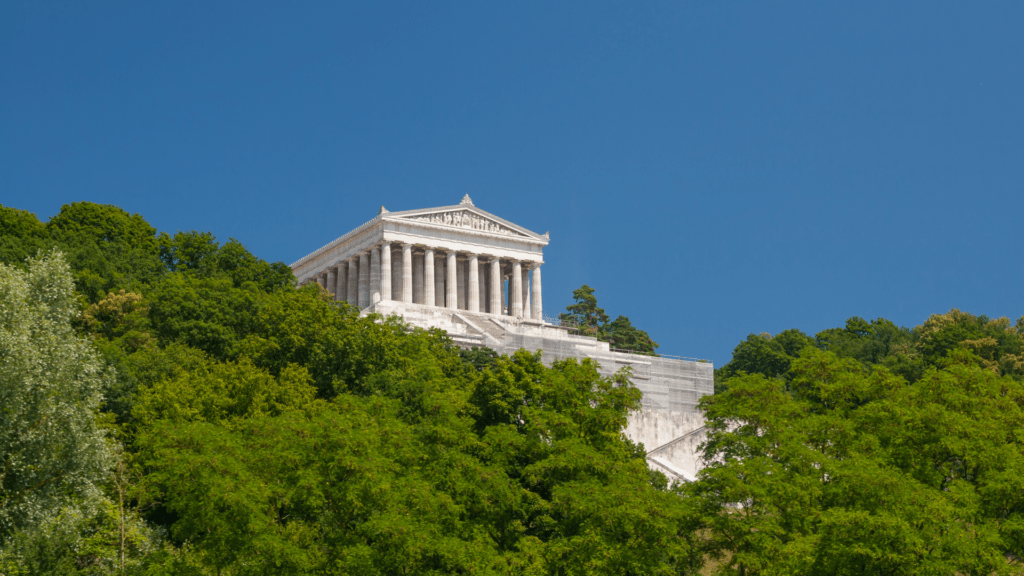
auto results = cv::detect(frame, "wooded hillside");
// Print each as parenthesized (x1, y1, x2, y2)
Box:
(2, 202, 1022, 575)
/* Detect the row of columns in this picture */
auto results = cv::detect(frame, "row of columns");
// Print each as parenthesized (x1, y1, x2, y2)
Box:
(309, 243, 542, 319)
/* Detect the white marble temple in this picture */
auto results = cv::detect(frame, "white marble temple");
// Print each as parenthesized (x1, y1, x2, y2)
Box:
(293, 195, 547, 319)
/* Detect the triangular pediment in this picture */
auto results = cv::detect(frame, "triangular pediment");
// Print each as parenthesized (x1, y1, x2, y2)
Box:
(389, 206, 541, 240)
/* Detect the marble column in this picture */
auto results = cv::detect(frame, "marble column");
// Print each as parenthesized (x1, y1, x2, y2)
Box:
(446, 251, 458, 310)
(402, 244, 413, 304)
(479, 260, 488, 312)
(522, 266, 531, 319)
(502, 274, 508, 315)
(358, 252, 370, 309)
(424, 249, 435, 306)
(456, 258, 466, 310)
(370, 247, 381, 304)
(467, 254, 480, 312)
(347, 258, 358, 307)
(391, 247, 403, 302)
(316, 275, 325, 288)
(325, 269, 336, 299)
(337, 264, 347, 302)
(490, 259, 502, 315)
(413, 252, 424, 304)
(380, 242, 391, 301)
(531, 265, 542, 320)
(511, 261, 523, 317)
(434, 254, 446, 307)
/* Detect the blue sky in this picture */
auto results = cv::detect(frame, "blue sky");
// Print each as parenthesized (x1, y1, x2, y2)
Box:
(2, 2, 1021, 366)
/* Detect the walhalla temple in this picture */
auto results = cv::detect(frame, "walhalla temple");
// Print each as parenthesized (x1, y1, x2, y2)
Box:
(291, 195, 713, 482)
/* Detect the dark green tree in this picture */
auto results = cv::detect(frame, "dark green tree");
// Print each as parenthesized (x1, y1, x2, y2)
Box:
(47, 202, 165, 302)
(560, 284, 609, 336)
(159, 230, 293, 292)
(460, 345, 500, 372)
(714, 329, 815, 394)
(603, 315, 659, 355)
(560, 285, 661, 356)
(0, 205, 53, 267)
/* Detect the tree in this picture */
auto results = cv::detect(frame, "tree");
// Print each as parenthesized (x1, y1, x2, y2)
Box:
(460, 345, 500, 372)
(816, 316, 915, 367)
(0, 250, 113, 541)
(603, 315, 659, 356)
(560, 285, 609, 336)
(692, 348, 1024, 575)
(714, 329, 815, 394)
(560, 285, 661, 356)
(0, 205, 53, 268)
(158, 230, 293, 292)
(45, 202, 165, 302)
(915, 309, 1024, 379)
(132, 358, 318, 429)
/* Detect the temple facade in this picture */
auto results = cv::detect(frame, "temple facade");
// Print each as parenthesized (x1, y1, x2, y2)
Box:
(291, 195, 713, 482)
(292, 194, 547, 322)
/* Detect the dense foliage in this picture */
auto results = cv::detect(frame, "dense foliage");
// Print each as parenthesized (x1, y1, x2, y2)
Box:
(0, 204, 694, 575)
(696, 315, 1024, 574)
(3, 201, 1023, 574)
(0, 252, 112, 539)
(559, 285, 659, 356)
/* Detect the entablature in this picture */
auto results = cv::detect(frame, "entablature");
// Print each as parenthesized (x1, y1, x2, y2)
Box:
(291, 197, 548, 283)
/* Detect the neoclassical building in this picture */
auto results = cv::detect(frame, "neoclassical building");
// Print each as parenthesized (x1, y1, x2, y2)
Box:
(293, 195, 547, 326)
(291, 196, 713, 482)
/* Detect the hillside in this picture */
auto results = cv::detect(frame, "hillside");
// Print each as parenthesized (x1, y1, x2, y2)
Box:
(2, 201, 1023, 575)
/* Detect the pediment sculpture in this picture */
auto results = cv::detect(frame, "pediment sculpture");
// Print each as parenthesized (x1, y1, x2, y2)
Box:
(406, 210, 527, 237)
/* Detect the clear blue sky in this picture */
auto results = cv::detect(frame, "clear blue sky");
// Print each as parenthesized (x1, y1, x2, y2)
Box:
(2, 2, 1021, 366)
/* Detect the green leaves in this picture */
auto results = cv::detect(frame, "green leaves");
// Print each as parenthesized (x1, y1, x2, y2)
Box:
(0, 205, 52, 269)
(697, 348, 1024, 575)
(133, 357, 318, 430)
(560, 285, 660, 356)
(0, 251, 113, 542)
(131, 340, 692, 574)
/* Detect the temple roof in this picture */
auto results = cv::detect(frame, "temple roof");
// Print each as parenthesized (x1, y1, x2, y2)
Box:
(291, 196, 548, 268)
(382, 196, 548, 242)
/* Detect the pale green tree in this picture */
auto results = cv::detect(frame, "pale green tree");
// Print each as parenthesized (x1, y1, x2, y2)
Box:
(0, 250, 113, 541)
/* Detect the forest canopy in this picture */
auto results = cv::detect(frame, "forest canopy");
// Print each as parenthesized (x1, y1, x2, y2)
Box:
(2, 201, 1023, 575)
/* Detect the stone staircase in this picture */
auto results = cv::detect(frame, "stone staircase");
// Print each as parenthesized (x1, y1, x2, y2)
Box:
(452, 312, 506, 347)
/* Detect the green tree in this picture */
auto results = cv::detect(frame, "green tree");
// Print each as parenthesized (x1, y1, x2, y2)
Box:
(47, 202, 159, 252)
(693, 348, 1024, 575)
(158, 230, 293, 292)
(157, 230, 219, 273)
(603, 315, 659, 355)
(0, 250, 113, 541)
(560, 285, 609, 336)
(132, 358, 318, 429)
(147, 274, 259, 360)
(471, 352, 699, 574)
(0, 205, 53, 268)
(460, 345, 500, 372)
(46, 202, 165, 302)
(137, 343, 700, 574)
(714, 329, 815, 394)
(560, 285, 661, 356)
(915, 309, 1024, 379)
